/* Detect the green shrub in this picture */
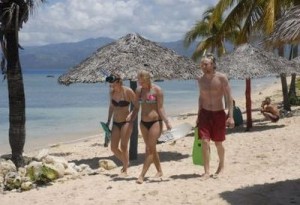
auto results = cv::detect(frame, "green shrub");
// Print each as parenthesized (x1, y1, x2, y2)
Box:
(289, 95, 300, 105)
(26, 165, 59, 185)
(296, 78, 300, 90)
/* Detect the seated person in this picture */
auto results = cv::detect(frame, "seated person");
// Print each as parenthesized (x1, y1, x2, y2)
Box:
(233, 100, 243, 126)
(260, 97, 280, 122)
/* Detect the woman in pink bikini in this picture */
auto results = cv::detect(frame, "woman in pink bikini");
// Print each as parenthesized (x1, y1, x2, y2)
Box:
(135, 70, 172, 184)
(106, 73, 137, 176)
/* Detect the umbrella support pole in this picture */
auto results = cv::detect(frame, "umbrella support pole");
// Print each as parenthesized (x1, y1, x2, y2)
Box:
(129, 80, 138, 160)
(245, 78, 252, 131)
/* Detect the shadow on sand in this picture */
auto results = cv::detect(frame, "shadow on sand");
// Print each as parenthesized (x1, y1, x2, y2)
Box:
(71, 151, 190, 170)
(169, 173, 201, 180)
(220, 179, 300, 205)
(227, 120, 285, 134)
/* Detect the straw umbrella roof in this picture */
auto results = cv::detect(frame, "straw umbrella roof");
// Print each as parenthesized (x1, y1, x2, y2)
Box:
(265, 5, 300, 46)
(293, 55, 300, 63)
(58, 33, 201, 85)
(217, 43, 299, 130)
(217, 43, 299, 79)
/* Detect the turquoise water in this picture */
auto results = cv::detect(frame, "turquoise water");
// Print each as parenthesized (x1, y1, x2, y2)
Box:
(0, 70, 278, 154)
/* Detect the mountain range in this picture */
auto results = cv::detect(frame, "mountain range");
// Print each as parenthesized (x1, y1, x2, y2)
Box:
(19, 37, 198, 71)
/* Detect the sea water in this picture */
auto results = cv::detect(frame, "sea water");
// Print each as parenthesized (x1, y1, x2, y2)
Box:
(0, 70, 278, 154)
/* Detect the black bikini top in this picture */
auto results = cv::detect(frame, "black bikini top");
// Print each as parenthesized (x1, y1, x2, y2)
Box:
(111, 99, 130, 107)
(111, 87, 130, 107)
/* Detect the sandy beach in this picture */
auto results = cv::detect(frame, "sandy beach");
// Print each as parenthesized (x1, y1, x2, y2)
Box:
(1, 78, 300, 205)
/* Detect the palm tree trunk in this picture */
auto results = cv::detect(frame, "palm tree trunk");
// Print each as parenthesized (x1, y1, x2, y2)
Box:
(278, 47, 291, 111)
(288, 73, 297, 99)
(6, 29, 26, 168)
(280, 73, 291, 111)
(288, 45, 298, 100)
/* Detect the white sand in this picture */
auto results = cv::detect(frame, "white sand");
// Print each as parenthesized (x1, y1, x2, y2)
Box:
(1, 78, 300, 205)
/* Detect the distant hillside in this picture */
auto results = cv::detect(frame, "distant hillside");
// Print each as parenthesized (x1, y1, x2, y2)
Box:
(20, 37, 114, 70)
(160, 40, 197, 58)
(20, 37, 198, 70)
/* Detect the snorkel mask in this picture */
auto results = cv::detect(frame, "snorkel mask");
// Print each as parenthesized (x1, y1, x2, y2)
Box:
(105, 74, 120, 83)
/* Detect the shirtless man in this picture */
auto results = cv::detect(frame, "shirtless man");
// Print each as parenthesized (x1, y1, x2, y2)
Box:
(196, 53, 234, 179)
(261, 97, 280, 122)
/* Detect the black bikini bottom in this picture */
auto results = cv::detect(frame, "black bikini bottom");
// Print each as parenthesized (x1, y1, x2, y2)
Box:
(113, 121, 128, 130)
(140, 120, 162, 130)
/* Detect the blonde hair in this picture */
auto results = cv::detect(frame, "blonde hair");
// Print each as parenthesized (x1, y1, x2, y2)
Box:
(137, 70, 151, 86)
(201, 53, 217, 69)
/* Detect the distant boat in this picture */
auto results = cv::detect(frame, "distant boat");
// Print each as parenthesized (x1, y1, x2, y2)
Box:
(154, 79, 164, 82)
(46, 75, 55, 78)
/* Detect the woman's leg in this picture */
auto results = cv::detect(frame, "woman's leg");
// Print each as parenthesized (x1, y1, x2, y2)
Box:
(136, 122, 150, 184)
(136, 121, 162, 184)
(149, 121, 163, 177)
(120, 122, 133, 174)
(110, 125, 122, 163)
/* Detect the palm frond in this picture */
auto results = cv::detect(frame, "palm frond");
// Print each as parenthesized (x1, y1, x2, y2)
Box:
(0, 0, 45, 77)
(192, 37, 217, 61)
(192, 41, 208, 61)
(184, 21, 210, 47)
(262, 0, 277, 34)
(210, 0, 237, 26)
(217, 0, 263, 44)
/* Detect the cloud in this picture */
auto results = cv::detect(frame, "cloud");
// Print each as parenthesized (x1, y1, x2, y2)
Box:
(20, 0, 217, 46)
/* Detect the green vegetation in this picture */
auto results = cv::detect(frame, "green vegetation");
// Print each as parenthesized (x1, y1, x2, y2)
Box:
(289, 78, 300, 105)
(26, 165, 59, 185)
(296, 78, 300, 90)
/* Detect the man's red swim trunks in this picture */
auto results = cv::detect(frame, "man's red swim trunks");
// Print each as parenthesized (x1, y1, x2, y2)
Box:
(197, 108, 226, 142)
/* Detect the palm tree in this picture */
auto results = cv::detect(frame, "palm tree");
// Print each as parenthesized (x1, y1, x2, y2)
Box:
(0, 0, 45, 168)
(184, 7, 240, 61)
(207, 0, 299, 111)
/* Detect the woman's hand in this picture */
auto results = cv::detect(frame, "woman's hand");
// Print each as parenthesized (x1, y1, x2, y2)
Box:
(165, 120, 172, 130)
(126, 113, 133, 122)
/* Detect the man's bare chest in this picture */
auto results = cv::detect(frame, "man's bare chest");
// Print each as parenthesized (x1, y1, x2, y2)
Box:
(201, 78, 223, 91)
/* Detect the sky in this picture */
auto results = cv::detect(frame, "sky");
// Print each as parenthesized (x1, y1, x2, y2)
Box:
(20, 0, 218, 46)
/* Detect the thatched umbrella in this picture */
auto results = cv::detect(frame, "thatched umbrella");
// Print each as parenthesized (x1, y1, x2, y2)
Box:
(58, 33, 201, 160)
(217, 43, 299, 130)
(58, 33, 200, 85)
(265, 5, 300, 46)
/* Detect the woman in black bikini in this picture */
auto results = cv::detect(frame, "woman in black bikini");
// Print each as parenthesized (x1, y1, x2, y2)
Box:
(106, 73, 136, 176)
(135, 70, 172, 184)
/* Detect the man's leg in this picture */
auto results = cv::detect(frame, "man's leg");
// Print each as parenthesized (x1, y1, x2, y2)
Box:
(202, 138, 211, 179)
(214, 141, 225, 175)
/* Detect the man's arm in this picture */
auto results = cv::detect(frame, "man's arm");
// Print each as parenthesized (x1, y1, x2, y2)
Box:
(222, 75, 234, 128)
(197, 77, 202, 124)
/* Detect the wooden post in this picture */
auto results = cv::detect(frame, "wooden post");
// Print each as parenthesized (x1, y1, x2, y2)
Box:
(245, 78, 252, 131)
(129, 80, 138, 160)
